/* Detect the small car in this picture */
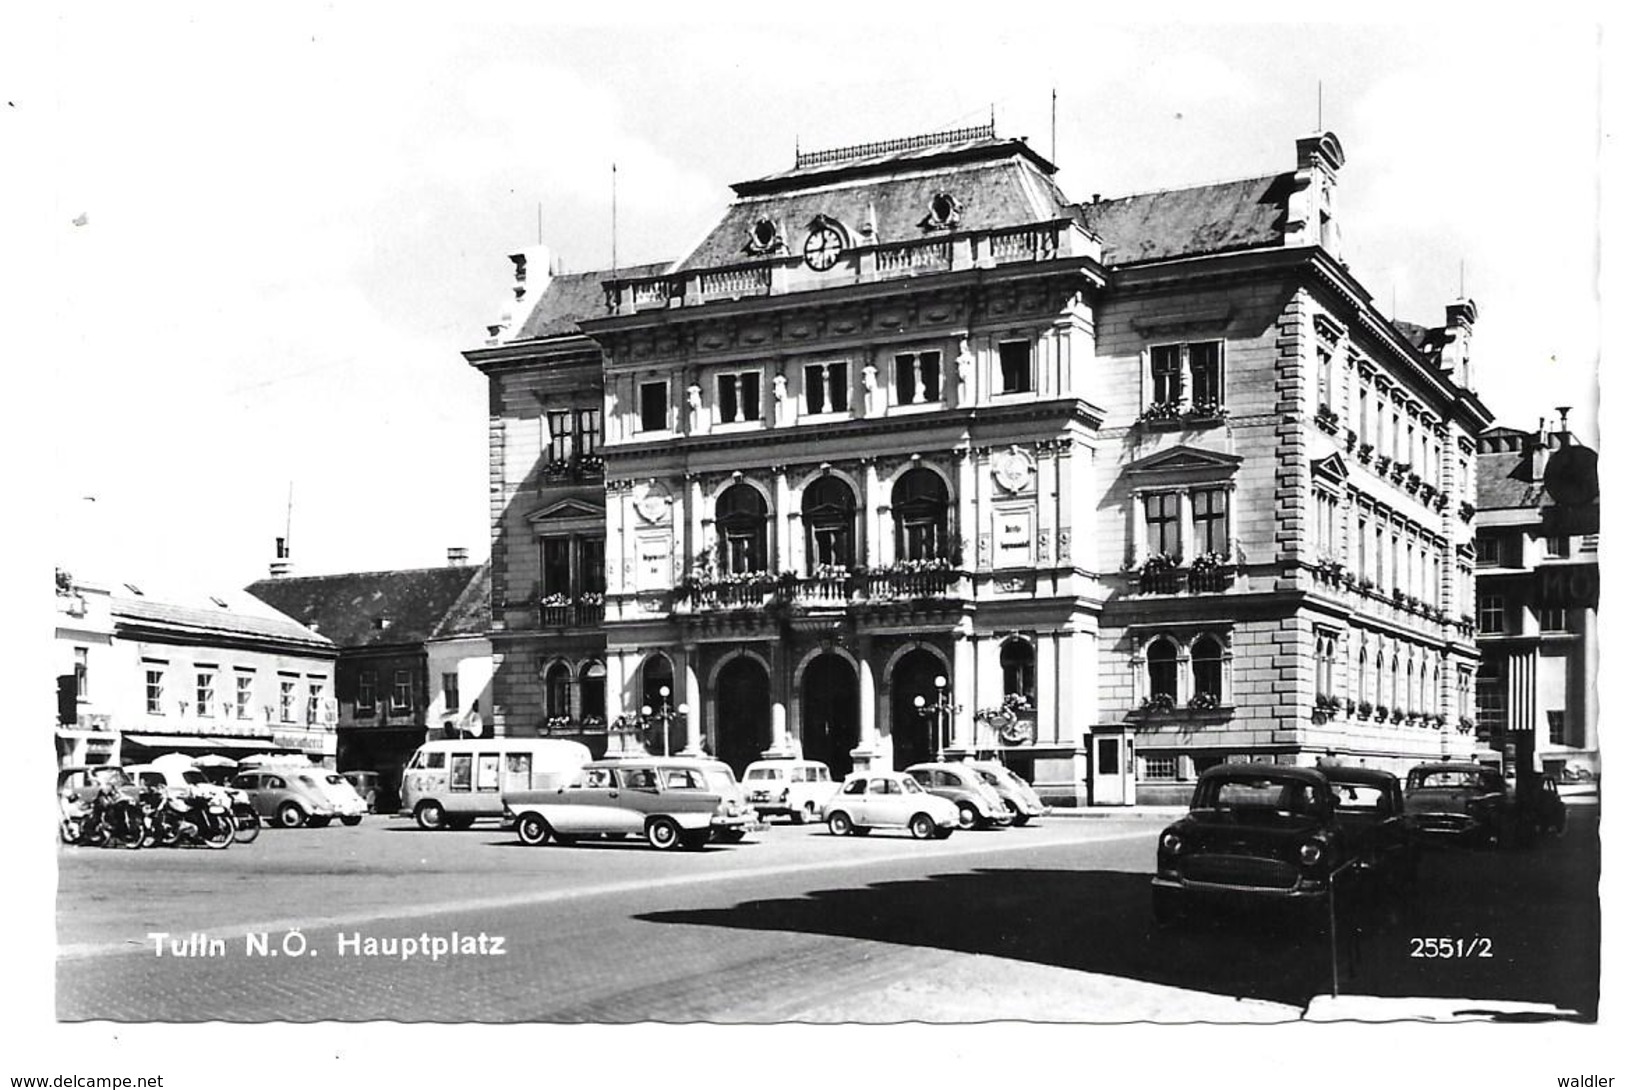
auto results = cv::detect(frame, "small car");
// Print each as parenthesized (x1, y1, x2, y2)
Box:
(905, 762, 1013, 828)
(315, 772, 369, 825)
(821, 771, 959, 840)
(341, 770, 381, 813)
(1152, 765, 1347, 926)
(963, 760, 1048, 825)
(742, 758, 839, 824)
(230, 767, 340, 828)
(1507, 772, 1568, 838)
(1321, 764, 1418, 891)
(502, 758, 749, 851)
(1403, 762, 1510, 848)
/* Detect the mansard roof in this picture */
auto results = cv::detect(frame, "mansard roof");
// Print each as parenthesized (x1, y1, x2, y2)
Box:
(515, 261, 671, 340)
(1075, 173, 1292, 266)
(245, 565, 485, 649)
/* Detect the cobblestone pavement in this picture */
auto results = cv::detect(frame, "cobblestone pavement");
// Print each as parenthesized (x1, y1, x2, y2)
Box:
(55, 805, 1599, 1022)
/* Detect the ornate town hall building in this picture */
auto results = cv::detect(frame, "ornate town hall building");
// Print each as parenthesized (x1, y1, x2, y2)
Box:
(465, 123, 1493, 804)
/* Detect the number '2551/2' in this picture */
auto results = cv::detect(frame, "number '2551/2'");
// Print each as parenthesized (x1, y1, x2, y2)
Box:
(1409, 937, 1494, 958)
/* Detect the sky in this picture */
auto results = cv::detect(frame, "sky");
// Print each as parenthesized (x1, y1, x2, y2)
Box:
(35, 7, 1604, 596)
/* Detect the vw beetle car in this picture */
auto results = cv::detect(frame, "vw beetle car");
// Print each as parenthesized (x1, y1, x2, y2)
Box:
(963, 760, 1048, 825)
(229, 767, 340, 828)
(905, 762, 1012, 829)
(1403, 762, 1510, 848)
(821, 771, 959, 840)
(502, 757, 749, 851)
(1152, 765, 1347, 925)
(742, 758, 838, 824)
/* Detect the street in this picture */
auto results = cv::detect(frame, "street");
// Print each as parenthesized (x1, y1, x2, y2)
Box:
(56, 805, 1600, 1022)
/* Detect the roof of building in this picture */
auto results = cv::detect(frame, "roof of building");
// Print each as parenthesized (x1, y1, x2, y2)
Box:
(515, 261, 671, 340)
(1075, 173, 1293, 266)
(108, 586, 331, 649)
(431, 560, 492, 640)
(244, 565, 485, 649)
(1476, 426, 1547, 510)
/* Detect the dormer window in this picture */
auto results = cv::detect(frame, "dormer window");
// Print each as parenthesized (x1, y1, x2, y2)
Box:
(919, 192, 960, 231)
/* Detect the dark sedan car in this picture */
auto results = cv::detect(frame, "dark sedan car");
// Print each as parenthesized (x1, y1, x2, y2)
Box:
(1153, 765, 1349, 926)
(1403, 762, 1509, 848)
(1321, 765, 1418, 892)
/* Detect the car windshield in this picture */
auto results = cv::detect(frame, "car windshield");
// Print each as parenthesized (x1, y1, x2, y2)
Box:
(900, 777, 924, 795)
(974, 770, 1000, 786)
(745, 768, 781, 781)
(180, 771, 208, 786)
(1193, 777, 1324, 816)
(702, 767, 738, 789)
(1328, 783, 1389, 812)
(1410, 769, 1490, 790)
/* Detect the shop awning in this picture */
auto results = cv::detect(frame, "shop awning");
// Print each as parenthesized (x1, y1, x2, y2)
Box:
(121, 733, 303, 756)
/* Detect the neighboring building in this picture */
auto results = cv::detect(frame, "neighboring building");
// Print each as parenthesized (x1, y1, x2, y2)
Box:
(468, 123, 1493, 804)
(53, 569, 337, 768)
(245, 553, 489, 810)
(1472, 414, 1599, 776)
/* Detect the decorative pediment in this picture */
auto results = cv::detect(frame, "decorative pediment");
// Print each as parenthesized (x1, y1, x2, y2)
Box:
(526, 498, 606, 529)
(1124, 444, 1243, 482)
(1310, 452, 1349, 485)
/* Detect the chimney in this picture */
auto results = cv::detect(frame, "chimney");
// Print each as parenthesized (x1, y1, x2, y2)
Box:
(1531, 417, 1550, 479)
(485, 244, 554, 346)
(1286, 131, 1346, 259)
(1439, 298, 1477, 388)
(447, 547, 468, 567)
(269, 536, 293, 579)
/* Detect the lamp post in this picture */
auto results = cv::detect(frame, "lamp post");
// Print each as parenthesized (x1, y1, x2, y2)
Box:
(913, 674, 956, 762)
(641, 685, 689, 756)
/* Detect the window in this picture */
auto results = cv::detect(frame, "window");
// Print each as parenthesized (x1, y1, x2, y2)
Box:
(279, 679, 297, 723)
(74, 647, 88, 699)
(639, 381, 668, 432)
(1150, 345, 1181, 404)
(998, 341, 1032, 394)
(1476, 533, 1500, 566)
(580, 661, 607, 721)
(894, 351, 941, 405)
(1357, 515, 1369, 579)
(145, 667, 165, 715)
(356, 671, 375, 716)
(804, 362, 849, 414)
(542, 538, 571, 596)
(580, 538, 605, 593)
(1358, 384, 1370, 441)
(716, 483, 769, 573)
(1316, 347, 1333, 408)
(449, 754, 472, 792)
(1001, 640, 1035, 704)
(1478, 658, 1506, 736)
(1314, 635, 1336, 697)
(1538, 606, 1568, 633)
(1357, 647, 1369, 703)
(306, 682, 324, 725)
(545, 663, 571, 720)
(391, 669, 412, 712)
(1143, 756, 1177, 781)
(1478, 595, 1505, 633)
(577, 408, 601, 456)
(716, 370, 762, 424)
(1146, 638, 1178, 700)
(196, 671, 215, 717)
(640, 655, 674, 714)
(1547, 710, 1567, 746)
(892, 468, 951, 561)
(1188, 342, 1221, 406)
(443, 672, 460, 714)
(1145, 492, 1180, 558)
(1544, 535, 1571, 559)
(802, 476, 856, 570)
(1191, 635, 1223, 700)
(236, 673, 255, 719)
(547, 409, 574, 463)
(1314, 491, 1337, 557)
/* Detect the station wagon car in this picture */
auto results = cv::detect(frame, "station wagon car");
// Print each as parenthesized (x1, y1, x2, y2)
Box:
(742, 758, 838, 824)
(820, 771, 959, 840)
(1152, 765, 1348, 925)
(906, 762, 1013, 828)
(1403, 762, 1510, 848)
(502, 758, 749, 851)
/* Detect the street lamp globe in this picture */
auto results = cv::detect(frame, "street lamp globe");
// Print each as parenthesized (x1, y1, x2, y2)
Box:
(640, 704, 653, 717)
(913, 694, 926, 709)
(677, 703, 690, 715)
(659, 685, 671, 699)
(934, 675, 947, 690)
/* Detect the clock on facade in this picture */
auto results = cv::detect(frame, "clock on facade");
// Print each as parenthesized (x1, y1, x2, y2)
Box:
(992, 447, 1034, 493)
(802, 222, 844, 271)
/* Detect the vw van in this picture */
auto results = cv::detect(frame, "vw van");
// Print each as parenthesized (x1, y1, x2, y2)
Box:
(400, 738, 592, 830)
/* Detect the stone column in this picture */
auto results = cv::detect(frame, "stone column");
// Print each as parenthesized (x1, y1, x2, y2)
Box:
(1036, 444, 1056, 568)
(861, 458, 881, 570)
(688, 475, 705, 569)
(680, 646, 702, 754)
(1225, 483, 1240, 561)
(1036, 631, 1058, 745)
(605, 481, 625, 597)
(1178, 490, 1195, 561)
(956, 447, 975, 568)
(1130, 491, 1147, 567)
(854, 636, 878, 770)
(975, 635, 1001, 754)
(768, 641, 790, 756)
(952, 621, 975, 753)
(774, 467, 792, 573)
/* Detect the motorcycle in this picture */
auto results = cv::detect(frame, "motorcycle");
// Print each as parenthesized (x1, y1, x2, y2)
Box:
(59, 787, 145, 849)
(141, 788, 235, 849)
(220, 786, 261, 845)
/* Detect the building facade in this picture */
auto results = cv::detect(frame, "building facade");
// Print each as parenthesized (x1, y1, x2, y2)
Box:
(469, 124, 1494, 804)
(54, 570, 337, 768)
(1472, 416, 1599, 776)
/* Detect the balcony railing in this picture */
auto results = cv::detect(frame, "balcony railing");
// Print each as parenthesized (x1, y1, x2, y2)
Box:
(1136, 564, 1234, 595)
(674, 567, 965, 613)
(536, 600, 606, 629)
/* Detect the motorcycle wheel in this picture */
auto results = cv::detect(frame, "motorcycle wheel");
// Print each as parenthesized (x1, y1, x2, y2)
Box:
(111, 805, 145, 849)
(232, 809, 262, 844)
(59, 819, 80, 845)
(201, 811, 236, 849)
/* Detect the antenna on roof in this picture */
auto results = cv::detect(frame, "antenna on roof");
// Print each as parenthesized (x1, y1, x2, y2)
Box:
(284, 481, 294, 557)
(1317, 80, 1323, 130)
(990, 102, 996, 132)
(611, 162, 618, 279)
(1051, 87, 1057, 164)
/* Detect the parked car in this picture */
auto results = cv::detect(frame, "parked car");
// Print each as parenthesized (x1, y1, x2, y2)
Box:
(230, 766, 340, 828)
(502, 757, 751, 851)
(314, 772, 368, 825)
(57, 765, 138, 809)
(1507, 772, 1568, 838)
(1321, 764, 1418, 892)
(340, 770, 381, 813)
(601, 754, 759, 841)
(742, 758, 838, 824)
(1152, 765, 1349, 926)
(1403, 762, 1510, 848)
(821, 771, 959, 840)
(906, 762, 1012, 828)
(963, 760, 1048, 825)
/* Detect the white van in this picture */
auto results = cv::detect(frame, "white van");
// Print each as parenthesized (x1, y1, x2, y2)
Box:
(741, 758, 838, 824)
(400, 738, 592, 830)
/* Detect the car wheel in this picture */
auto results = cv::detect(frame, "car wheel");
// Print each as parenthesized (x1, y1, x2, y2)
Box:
(956, 802, 980, 830)
(933, 827, 954, 840)
(679, 830, 711, 851)
(276, 802, 307, 829)
(827, 811, 853, 836)
(445, 815, 475, 831)
(909, 813, 937, 840)
(415, 801, 446, 831)
(713, 828, 746, 844)
(850, 826, 871, 836)
(515, 814, 552, 846)
(1011, 812, 1031, 827)
(647, 817, 683, 851)
(340, 815, 363, 826)
(792, 801, 814, 825)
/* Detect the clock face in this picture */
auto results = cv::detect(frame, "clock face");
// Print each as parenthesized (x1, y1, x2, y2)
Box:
(803, 225, 843, 271)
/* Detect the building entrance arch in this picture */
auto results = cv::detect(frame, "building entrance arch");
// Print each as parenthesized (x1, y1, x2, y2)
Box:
(889, 647, 946, 770)
(800, 653, 858, 780)
(715, 655, 772, 775)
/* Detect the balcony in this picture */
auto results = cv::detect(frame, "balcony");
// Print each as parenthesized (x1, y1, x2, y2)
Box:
(1134, 559, 1235, 595)
(535, 598, 606, 630)
(541, 454, 605, 484)
(671, 565, 967, 619)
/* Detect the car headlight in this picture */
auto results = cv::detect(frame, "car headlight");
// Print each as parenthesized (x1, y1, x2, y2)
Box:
(779, 788, 789, 802)
(1299, 842, 1324, 866)
(1160, 831, 1183, 855)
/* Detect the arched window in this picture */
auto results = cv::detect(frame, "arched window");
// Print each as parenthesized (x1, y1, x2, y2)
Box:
(545, 662, 572, 720)
(579, 660, 606, 721)
(716, 484, 769, 574)
(1000, 639, 1035, 703)
(1406, 657, 1416, 713)
(1146, 637, 1178, 700)
(1358, 646, 1369, 704)
(1191, 635, 1223, 699)
(640, 654, 674, 714)
(802, 476, 857, 571)
(892, 468, 950, 562)
(1375, 651, 1385, 708)
(1390, 655, 1400, 712)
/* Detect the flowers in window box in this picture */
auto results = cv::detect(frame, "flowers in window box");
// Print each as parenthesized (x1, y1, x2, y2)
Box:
(1314, 692, 1342, 712)
(1458, 715, 1477, 735)
(1141, 552, 1180, 574)
(579, 715, 606, 729)
(1405, 473, 1421, 492)
(1140, 692, 1176, 713)
(1459, 501, 1476, 521)
(543, 458, 574, 478)
(576, 591, 606, 606)
(1373, 703, 1389, 722)
(1344, 697, 1357, 717)
(1357, 576, 1376, 593)
(1357, 700, 1373, 719)
(544, 714, 574, 731)
(881, 556, 956, 574)
(1138, 400, 1183, 424)
(1187, 396, 1227, 420)
(1187, 691, 1221, 712)
(810, 564, 850, 580)
(1357, 442, 1374, 463)
(1343, 429, 1359, 451)
(1393, 461, 1412, 476)
(1373, 454, 1391, 474)
(576, 453, 605, 474)
(1188, 550, 1228, 574)
(539, 592, 571, 607)
(1314, 404, 1340, 431)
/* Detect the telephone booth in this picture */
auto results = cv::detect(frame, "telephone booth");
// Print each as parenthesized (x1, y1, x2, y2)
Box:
(1089, 726, 1136, 806)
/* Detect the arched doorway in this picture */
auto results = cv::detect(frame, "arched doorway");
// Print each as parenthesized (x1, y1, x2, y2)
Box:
(800, 653, 858, 779)
(889, 647, 947, 770)
(716, 656, 772, 775)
